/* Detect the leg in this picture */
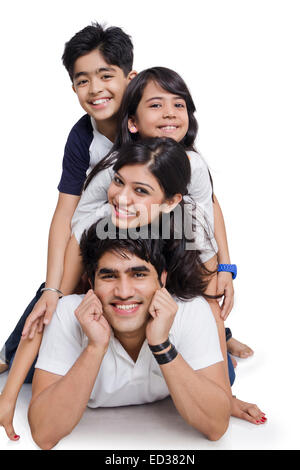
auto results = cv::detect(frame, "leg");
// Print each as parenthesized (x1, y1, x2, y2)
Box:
(2, 282, 45, 372)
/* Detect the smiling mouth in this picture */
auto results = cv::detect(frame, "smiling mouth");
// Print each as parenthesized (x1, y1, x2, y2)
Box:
(90, 98, 112, 106)
(111, 302, 141, 315)
(158, 125, 178, 132)
(113, 205, 138, 218)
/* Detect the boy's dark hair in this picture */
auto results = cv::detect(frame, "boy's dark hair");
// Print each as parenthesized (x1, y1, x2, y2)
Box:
(80, 222, 166, 287)
(62, 22, 134, 81)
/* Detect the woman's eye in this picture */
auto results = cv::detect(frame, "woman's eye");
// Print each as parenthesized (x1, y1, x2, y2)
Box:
(113, 176, 123, 185)
(135, 187, 149, 195)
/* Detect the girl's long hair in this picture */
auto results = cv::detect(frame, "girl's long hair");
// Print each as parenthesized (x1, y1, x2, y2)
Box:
(84, 67, 198, 190)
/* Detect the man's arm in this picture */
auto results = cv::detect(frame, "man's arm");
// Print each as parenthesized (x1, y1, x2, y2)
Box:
(160, 356, 231, 441)
(146, 288, 230, 441)
(28, 344, 105, 450)
(28, 291, 110, 450)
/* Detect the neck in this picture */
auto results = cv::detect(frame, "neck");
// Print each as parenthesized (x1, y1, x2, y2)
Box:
(114, 325, 146, 363)
(95, 116, 117, 143)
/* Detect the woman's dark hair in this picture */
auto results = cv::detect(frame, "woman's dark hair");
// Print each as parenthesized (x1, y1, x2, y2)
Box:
(112, 137, 191, 199)
(80, 219, 216, 301)
(84, 67, 198, 189)
(62, 22, 134, 81)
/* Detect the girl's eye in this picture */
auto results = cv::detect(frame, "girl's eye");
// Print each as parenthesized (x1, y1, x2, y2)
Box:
(175, 102, 185, 108)
(149, 103, 161, 108)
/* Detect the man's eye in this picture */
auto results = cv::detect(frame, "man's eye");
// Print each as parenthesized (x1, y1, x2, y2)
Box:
(102, 74, 113, 80)
(134, 272, 146, 278)
(101, 274, 116, 279)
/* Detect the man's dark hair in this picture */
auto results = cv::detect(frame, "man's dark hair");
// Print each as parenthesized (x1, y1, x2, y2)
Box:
(80, 220, 217, 301)
(62, 22, 134, 81)
(80, 222, 166, 287)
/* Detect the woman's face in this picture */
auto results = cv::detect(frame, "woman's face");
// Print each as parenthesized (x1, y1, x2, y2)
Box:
(129, 81, 189, 143)
(108, 164, 181, 229)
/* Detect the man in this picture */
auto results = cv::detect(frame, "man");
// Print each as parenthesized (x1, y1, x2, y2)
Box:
(28, 225, 231, 449)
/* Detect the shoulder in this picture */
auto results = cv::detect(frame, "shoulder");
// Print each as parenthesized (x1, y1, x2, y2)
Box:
(172, 296, 216, 332)
(186, 150, 208, 171)
(65, 114, 93, 148)
(54, 294, 85, 325)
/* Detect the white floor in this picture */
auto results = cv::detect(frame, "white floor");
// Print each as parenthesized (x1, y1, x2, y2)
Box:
(0, 342, 298, 450)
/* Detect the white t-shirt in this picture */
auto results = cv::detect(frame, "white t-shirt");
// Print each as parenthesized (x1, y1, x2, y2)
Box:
(71, 151, 218, 263)
(35, 294, 223, 408)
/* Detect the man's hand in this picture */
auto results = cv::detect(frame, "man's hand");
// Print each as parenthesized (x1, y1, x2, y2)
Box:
(146, 287, 178, 346)
(74, 290, 111, 351)
(217, 272, 234, 320)
(22, 291, 60, 339)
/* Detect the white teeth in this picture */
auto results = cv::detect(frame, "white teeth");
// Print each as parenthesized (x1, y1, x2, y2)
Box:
(92, 98, 110, 105)
(160, 126, 177, 130)
(115, 304, 138, 310)
(116, 206, 136, 216)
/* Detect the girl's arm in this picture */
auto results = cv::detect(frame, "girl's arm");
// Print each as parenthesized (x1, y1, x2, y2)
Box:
(0, 193, 79, 440)
(213, 194, 234, 319)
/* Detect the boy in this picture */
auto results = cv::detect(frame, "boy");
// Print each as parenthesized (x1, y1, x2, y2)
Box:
(0, 22, 136, 376)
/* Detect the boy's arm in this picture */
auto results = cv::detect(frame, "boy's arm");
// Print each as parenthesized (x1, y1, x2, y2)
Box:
(213, 194, 234, 319)
(22, 193, 80, 337)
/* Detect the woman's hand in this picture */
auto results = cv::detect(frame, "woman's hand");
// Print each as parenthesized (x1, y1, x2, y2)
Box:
(0, 394, 19, 441)
(217, 272, 234, 320)
(21, 291, 60, 339)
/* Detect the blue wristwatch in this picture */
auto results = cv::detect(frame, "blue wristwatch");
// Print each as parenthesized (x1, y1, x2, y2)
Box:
(217, 264, 237, 280)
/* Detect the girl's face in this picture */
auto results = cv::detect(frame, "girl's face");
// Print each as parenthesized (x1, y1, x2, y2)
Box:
(128, 81, 189, 143)
(108, 164, 181, 229)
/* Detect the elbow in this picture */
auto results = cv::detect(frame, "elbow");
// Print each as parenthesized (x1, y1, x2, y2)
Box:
(205, 396, 231, 442)
(28, 403, 60, 450)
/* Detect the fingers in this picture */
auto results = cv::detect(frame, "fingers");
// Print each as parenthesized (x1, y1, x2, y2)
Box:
(22, 308, 46, 337)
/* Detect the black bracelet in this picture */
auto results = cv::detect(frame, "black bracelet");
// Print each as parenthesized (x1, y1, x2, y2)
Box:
(148, 338, 170, 353)
(153, 344, 178, 365)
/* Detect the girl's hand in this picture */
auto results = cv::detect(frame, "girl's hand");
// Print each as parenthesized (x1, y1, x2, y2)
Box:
(21, 291, 60, 339)
(0, 394, 19, 441)
(217, 272, 234, 320)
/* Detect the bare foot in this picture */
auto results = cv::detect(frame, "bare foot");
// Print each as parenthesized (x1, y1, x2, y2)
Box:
(231, 397, 267, 425)
(227, 337, 254, 358)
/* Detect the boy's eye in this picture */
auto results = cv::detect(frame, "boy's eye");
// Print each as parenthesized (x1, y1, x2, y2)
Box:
(76, 79, 88, 87)
(101, 74, 113, 80)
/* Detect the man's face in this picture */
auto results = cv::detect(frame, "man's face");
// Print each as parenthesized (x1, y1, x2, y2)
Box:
(72, 49, 131, 129)
(93, 250, 164, 336)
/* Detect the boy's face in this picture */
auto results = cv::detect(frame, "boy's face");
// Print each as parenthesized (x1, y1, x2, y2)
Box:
(93, 250, 166, 336)
(72, 49, 134, 129)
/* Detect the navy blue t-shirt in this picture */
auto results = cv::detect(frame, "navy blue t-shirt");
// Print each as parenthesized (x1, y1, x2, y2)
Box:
(57, 114, 113, 196)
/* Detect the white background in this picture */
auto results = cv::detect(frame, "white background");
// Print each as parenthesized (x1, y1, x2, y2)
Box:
(0, 0, 299, 450)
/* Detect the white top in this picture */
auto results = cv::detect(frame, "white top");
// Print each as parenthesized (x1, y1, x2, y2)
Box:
(35, 295, 223, 408)
(71, 151, 218, 263)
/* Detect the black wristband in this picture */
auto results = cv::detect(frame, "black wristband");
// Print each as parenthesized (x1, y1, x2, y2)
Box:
(153, 344, 178, 365)
(148, 338, 170, 353)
